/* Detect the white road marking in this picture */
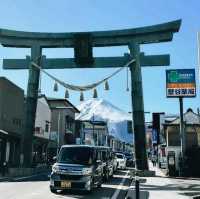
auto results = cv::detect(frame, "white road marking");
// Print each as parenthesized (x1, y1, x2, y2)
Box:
(111, 170, 129, 199)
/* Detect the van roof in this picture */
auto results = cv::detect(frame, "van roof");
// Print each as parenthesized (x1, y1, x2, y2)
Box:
(95, 146, 111, 149)
(61, 145, 95, 148)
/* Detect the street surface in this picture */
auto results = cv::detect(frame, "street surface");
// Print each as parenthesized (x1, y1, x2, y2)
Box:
(0, 170, 130, 199)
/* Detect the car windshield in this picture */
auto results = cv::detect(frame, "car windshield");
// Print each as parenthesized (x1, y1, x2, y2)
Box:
(116, 154, 123, 159)
(57, 147, 93, 165)
(124, 153, 132, 158)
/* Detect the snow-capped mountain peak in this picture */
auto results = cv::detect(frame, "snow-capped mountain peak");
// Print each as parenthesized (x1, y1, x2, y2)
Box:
(76, 99, 131, 122)
(76, 99, 133, 143)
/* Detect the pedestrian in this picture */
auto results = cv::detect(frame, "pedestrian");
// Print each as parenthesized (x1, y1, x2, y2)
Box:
(2, 161, 7, 176)
(152, 155, 156, 167)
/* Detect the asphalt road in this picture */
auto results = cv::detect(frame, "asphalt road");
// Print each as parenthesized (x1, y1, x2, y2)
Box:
(0, 170, 131, 199)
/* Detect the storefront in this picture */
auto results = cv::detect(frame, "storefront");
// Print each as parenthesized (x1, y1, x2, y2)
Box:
(32, 136, 49, 166)
(0, 130, 21, 173)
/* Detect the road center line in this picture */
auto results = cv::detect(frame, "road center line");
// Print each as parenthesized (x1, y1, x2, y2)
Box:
(111, 170, 129, 199)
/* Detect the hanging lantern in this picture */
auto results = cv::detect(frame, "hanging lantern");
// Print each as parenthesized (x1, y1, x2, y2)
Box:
(65, 89, 69, 98)
(53, 82, 58, 92)
(93, 88, 98, 98)
(80, 91, 84, 101)
(104, 80, 109, 90)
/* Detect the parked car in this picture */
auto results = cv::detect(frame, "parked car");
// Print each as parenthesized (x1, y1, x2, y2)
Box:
(115, 153, 126, 170)
(50, 145, 103, 193)
(123, 152, 135, 167)
(96, 146, 114, 181)
(112, 152, 118, 172)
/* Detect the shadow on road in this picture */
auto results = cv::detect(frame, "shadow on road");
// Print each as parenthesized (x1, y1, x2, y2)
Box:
(55, 186, 128, 199)
(9, 172, 50, 182)
(51, 170, 130, 198)
(140, 182, 200, 192)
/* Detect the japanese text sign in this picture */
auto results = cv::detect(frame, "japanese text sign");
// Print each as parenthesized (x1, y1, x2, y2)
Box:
(166, 69, 196, 97)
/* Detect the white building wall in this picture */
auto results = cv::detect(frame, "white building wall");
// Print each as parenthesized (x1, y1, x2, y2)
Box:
(35, 97, 51, 139)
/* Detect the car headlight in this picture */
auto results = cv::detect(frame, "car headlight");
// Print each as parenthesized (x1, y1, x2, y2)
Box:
(52, 165, 60, 173)
(82, 167, 92, 175)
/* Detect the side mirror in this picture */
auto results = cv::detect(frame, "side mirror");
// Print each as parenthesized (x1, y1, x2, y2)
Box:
(96, 160, 102, 164)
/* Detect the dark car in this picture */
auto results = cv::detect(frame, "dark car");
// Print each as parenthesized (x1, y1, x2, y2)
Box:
(96, 146, 114, 181)
(50, 145, 103, 193)
(123, 152, 135, 167)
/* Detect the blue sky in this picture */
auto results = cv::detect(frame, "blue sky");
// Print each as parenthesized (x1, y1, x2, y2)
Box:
(0, 0, 199, 122)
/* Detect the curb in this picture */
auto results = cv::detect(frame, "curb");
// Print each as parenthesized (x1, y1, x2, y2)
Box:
(0, 177, 11, 182)
(12, 171, 50, 181)
(0, 171, 50, 182)
(192, 196, 200, 199)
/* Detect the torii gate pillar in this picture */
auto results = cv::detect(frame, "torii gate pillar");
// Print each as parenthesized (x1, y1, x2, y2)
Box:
(129, 43, 148, 169)
(23, 45, 42, 166)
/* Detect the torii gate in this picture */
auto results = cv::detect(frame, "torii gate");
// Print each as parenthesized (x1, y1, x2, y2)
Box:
(0, 20, 181, 169)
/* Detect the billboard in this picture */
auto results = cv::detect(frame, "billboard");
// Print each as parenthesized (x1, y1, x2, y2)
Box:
(166, 69, 196, 97)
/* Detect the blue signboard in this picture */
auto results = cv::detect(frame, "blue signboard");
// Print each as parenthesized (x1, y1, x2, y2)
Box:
(166, 69, 196, 97)
(152, 129, 158, 144)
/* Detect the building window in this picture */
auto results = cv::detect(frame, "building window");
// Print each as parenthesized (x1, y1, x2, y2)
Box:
(12, 118, 22, 127)
(65, 116, 74, 131)
(186, 132, 198, 148)
(168, 132, 181, 146)
(45, 121, 50, 132)
(35, 127, 41, 133)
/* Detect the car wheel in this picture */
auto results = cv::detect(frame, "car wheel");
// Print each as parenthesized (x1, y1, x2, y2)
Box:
(104, 172, 109, 181)
(97, 180, 102, 188)
(97, 183, 102, 188)
(97, 175, 103, 188)
(50, 187, 57, 194)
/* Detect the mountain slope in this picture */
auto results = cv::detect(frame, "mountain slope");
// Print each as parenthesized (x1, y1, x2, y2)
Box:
(76, 99, 133, 143)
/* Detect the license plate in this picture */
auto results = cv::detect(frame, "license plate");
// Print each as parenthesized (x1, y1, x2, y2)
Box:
(61, 181, 71, 188)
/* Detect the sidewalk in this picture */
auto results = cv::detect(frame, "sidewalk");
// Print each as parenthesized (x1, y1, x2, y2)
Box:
(127, 162, 192, 199)
(144, 162, 189, 199)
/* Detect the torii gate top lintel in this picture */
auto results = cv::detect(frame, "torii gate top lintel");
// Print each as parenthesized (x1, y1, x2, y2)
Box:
(0, 19, 181, 48)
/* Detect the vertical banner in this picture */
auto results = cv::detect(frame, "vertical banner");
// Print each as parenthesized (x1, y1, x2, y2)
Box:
(152, 113, 161, 145)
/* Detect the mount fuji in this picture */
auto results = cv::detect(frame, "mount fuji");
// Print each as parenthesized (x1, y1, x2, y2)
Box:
(76, 99, 133, 143)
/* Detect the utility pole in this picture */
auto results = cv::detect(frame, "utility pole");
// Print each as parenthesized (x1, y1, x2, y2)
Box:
(57, 111, 61, 156)
(179, 97, 185, 175)
(92, 114, 95, 145)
